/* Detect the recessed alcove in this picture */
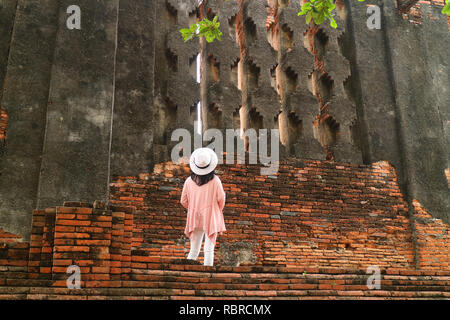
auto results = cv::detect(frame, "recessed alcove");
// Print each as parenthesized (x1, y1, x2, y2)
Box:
(281, 24, 294, 50)
(233, 106, 241, 130)
(247, 60, 261, 91)
(270, 64, 278, 92)
(207, 54, 220, 83)
(230, 58, 240, 89)
(279, 0, 291, 9)
(274, 110, 282, 124)
(207, 103, 223, 129)
(188, 8, 198, 25)
(288, 111, 302, 143)
(228, 14, 238, 41)
(314, 72, 334, 105)
(165, 48, 178, 73)
(306, 71, 315, 95)
(314, 28, 329, 58)
(206, 8, 217, 20)
(244, 17, 257, 46)
(304, 27, 329, 57)
(165, 1, 177, 25)
(284, 66, 298, 94)
(315, 116, 340, 148)
(249, 107, 264, 131)
(350, 120, 362, 150)
(155, 98, 178, 145)
(189, 53, 199, 81)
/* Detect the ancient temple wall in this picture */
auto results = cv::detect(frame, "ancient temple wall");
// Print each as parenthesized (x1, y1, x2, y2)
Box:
(0, 0, 17, 102)
(110, 0, 157, 177)
(36, 0, 118, 212)
(382, 2, 449, 223)
(0, 0, 448, 239)
(344, 0, 449, 223)
(0, 0, 59, 240)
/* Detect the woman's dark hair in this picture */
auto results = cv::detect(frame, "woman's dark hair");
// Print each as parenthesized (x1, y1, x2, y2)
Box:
(191, 170, 215, 186)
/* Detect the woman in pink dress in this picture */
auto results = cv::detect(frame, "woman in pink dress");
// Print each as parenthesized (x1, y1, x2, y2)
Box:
(180, 147, 226, 266)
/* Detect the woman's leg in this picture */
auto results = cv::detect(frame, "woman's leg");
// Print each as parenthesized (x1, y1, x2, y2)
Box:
(187, 230, 204, 260)
(203, 233, 217, 266)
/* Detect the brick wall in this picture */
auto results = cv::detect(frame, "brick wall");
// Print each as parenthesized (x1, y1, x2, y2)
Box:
(41, 202, 135, 288)
(0, 228, 22, 243)
(0, 228, 29, 280)
(413, 200, 450, 270)
(110, 157, 448, 271)
(8, 202, 134, 289)
(398, 0, 450, 29)
(0, 155, 449, 299)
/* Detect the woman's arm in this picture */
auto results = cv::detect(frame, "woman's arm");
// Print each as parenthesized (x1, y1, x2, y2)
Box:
(180, 179, 189, 209)
(216, 176, 226, 211)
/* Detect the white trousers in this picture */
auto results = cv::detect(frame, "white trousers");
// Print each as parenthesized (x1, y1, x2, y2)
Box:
(187, 229, 216, 266)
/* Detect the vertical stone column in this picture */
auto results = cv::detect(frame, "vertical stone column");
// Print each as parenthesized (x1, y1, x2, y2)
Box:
(153, 0, 200, 162)
(110, 0, 156, 177)
(342, 0, 401, 165)
(382, 2, 449, 223)
(244, 0, 278, 132)
(37, 0, 119, 208)
(275, 0, 324, 158)
(235, 0, 249, 149)
(0, 0, 18, 100)
(272, 0, 290, 151)
(302, 1, 362, 163)
(231, 0, 279, 153)
(0, 0, 59, 240)
(166, 0, 201, 125)
(202, 0, 241, 133)
(166, 0, 201, 129)
(344, 0, 448, 223)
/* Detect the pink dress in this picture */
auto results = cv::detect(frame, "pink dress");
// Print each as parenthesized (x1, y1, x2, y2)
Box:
(181, 175, 226, 245)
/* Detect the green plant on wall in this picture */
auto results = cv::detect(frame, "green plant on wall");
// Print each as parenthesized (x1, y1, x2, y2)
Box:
(297, 0, 365, 29)
(180, 15, 223, 43)
(443, 0, 450, 14)
(180, 0, 450, 43)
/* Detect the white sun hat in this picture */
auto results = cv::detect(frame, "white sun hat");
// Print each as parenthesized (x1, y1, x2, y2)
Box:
(189, 147, 218, 176)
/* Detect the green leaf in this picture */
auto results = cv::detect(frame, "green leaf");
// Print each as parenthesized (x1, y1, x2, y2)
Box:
(443, 0, 450, 15)
(306, 11, 312, 24)
(330, 17, 337, 29)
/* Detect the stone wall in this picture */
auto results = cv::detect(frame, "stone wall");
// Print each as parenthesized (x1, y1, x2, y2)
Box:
(343, 0, 449, 223)
(0, 0, 59, 240)
(0, 0, 448, 241)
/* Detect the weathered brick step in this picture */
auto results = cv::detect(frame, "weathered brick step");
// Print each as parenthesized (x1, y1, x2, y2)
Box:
(1, 266, 449, 299)
(121, 279, 449, 292)
(133, 260, 450, 276)
(3, 275, 447, 291)
(134, 277, 450, 288)
(0, 272, 29, 279)
(0, 278, 53, 287)
(1, 287, 448, 300)
(129, 270, 450, 283)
